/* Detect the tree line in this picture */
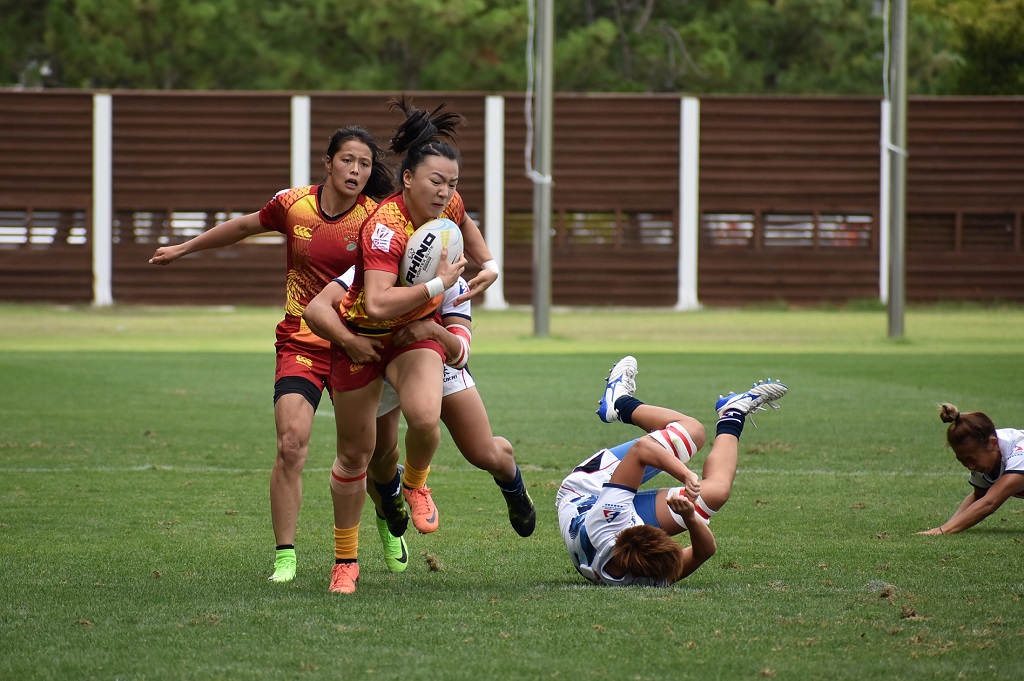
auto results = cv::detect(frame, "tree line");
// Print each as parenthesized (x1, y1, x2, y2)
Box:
(3, 0, 1022, 95)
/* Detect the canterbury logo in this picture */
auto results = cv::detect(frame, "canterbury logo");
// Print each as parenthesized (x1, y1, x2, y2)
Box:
(350, 364, 363, 373)
(295, 355, 313, 368)
(293, 225, 313, 239)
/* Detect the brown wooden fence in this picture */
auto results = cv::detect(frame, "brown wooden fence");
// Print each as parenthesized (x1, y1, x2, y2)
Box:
(1, 90, 1022, 307)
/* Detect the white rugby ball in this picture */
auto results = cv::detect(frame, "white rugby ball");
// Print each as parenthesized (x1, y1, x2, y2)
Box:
(399, 218, 464, 287)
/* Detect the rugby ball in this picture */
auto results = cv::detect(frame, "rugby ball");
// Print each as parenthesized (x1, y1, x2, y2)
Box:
(399, 218, 464, 287)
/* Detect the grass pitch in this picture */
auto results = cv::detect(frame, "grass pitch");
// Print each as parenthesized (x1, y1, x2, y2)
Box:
(1, 303, 1023, 680)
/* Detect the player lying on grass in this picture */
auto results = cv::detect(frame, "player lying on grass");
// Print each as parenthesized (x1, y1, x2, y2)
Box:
(557, 356, 788, 586)
(917, 403, 1024, 536)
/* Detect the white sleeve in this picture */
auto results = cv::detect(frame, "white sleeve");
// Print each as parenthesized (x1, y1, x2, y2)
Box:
(441, 277, 472, 317)
(336, 265, 356, 291)
(583, 484, 637, 552)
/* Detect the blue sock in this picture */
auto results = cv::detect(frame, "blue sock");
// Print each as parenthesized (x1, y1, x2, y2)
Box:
(374, 468, 402, 500)
(615, 396, 644, 425)
(494, 465, 524, 493)
(716, 409, 745, 439)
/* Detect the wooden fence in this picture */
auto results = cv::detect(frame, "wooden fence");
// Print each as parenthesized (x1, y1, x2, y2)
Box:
(1, 90, 1022, 307)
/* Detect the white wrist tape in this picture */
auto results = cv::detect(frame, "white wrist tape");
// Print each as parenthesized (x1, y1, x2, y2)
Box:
(446, 324, 472, 369)
(481, 259, 499, 273)
(425, 277, 445, 298)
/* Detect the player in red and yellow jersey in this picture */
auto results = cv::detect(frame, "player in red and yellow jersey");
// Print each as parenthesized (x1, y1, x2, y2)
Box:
(149, 127, 394, 584)
(306, 99, 498, 594)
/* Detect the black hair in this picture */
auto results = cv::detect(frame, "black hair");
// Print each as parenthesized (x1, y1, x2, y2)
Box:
(324, 126, 395, 200)
(388, 97, 463, 179)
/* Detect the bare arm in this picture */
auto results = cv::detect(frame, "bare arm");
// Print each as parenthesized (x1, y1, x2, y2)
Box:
(303, 281, 382, 364)
(391, 311, 466, 366)
(455, 213, 498, 305)
(668, 495, 717, 581)
(917, 474, 1024, 535)
(149, 212, 266, 265)
(608, 437, 700, 496)
(363, 249, 466, 321)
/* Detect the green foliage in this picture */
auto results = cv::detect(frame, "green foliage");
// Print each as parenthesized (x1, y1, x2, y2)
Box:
(0, 0, 1021, 95)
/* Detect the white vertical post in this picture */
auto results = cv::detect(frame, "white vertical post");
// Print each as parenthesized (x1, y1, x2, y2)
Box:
(879, 100, 891, 303)
(483, 95, 509, 310)
(291, 95, 311, 188)
(92, 93, 113, 307)
(675, 96, 700, 311)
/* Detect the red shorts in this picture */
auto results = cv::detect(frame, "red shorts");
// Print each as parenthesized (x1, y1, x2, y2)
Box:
(275, 338, 332, 389)
(330, 337, 444, 393)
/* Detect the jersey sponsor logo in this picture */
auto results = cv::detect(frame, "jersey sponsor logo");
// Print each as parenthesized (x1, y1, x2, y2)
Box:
(295, 354, 313, 368)
(371, 223, 394, 252)
(293, 225, 313, 240)
(350, 363, 364, 373)
(404, 232, 437, 284)
(602, 503, 627, 522)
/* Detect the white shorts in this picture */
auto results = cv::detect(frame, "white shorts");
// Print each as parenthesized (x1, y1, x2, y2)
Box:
(376, 365, 475, 418)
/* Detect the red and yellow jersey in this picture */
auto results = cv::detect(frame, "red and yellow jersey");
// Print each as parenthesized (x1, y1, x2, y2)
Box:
(258, 185, 378, 350)
(342, 191, 466, 335)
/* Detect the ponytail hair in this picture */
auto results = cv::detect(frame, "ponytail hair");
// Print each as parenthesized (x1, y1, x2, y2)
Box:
(939, 402, 996, 450)
(323, 126, 395, 200)
(388, 97, 463, 179)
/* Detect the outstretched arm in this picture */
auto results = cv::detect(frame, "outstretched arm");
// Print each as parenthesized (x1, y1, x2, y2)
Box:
(917, 474, 1024, 535)
(668, 495, 717, 581)
(149, 212, 265, 264)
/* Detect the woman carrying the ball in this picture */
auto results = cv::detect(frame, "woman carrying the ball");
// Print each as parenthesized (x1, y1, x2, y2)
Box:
(917, 404, 1024, 536)
(148, 127, 394, 585)
(306, 266, 535, 576)
(310, 98, 498, 594)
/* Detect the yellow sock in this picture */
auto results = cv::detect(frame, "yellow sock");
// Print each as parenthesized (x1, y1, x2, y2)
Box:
(402, 462, 430, 489)
(333, 525, 359, 561)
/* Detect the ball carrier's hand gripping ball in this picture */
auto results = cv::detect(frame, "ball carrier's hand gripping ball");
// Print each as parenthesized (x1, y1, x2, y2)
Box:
(399, 218, 464, 287)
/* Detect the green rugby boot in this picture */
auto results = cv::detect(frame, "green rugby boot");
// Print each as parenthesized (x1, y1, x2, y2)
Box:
(376, 515, 409, 573)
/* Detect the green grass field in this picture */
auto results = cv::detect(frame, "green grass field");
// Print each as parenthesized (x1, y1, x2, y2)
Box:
(2, 303, 1023, 680)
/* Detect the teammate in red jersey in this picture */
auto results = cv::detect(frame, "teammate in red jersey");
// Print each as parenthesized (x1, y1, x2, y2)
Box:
(312, 99, 500, 594)
(148, 127, 395, 584)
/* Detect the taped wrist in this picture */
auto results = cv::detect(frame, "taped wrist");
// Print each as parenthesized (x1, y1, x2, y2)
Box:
(446, 323, 472, 369)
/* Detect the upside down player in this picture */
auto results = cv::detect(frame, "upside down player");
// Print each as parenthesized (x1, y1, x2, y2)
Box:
(557, 356, 788, 586)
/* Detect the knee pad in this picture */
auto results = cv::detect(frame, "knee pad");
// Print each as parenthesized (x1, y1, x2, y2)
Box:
(330, 459, 367, 496)
(648, 422, 697, 463)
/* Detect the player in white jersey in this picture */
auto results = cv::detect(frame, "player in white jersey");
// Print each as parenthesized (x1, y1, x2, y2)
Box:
(917, 403, 1024, 535)
(558, 356, 789, 586)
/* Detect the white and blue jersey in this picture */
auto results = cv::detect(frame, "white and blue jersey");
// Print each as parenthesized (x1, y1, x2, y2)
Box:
(556, 446, 667, 587)
(969, 428, 1024, 498)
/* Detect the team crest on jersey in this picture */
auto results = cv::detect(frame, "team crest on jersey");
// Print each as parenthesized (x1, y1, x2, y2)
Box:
(293, 225, 313, 240)
(371, 223, 394, 252)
